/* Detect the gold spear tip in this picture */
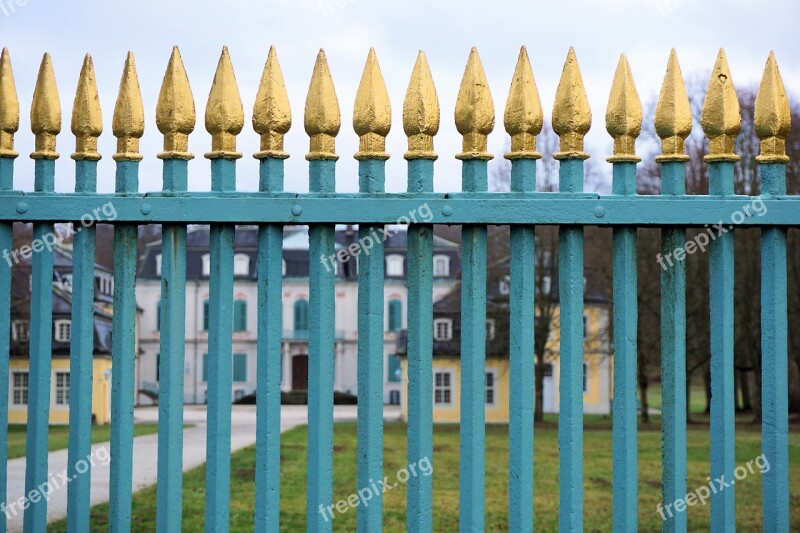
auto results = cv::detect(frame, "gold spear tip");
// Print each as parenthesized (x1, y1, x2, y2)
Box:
(0, 47, 20, 158)
(606, 53, 642, 163)
(755, 51, 791, 163)
(455, 47, 495, 161)
(354, 47, 391, 160)
(205, 46, 244, 160)
(552, 47, 591, 160)
(71, 53, 103, 161)
(504, 45, 542, 160)
(253, 45, 292, 160)
(403, 49, 440, 160)
(157, 45, 196, 160)
(30, 53, 62, 160)
(305, 48, 341, 161)
(702, 48, 741, 162)
(655, 48, 692, 162)
(113, 51, 145, 162)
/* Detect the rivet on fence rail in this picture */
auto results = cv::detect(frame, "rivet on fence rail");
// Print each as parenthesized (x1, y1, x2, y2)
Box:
(702, 49, 741, 163)
(0, 48, 19, 160)
(71, 54, 102, 162)
(403, 51, 439, 163)
(553, 47, 590, 161)
(158, 46, 196, 161)
(354, 48, 391, 161)
(254, 46, 291, 161)
(30, 53, 61, 161)
(305, 49, 340, 163)
(113, 53, 144, 163)
(504, 46, 542, 161)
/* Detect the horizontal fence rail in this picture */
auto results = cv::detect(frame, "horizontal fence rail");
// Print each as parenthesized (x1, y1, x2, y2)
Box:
(0, 41, 794, 533)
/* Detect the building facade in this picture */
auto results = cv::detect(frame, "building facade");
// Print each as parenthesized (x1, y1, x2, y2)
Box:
(135, 225, 459, 405)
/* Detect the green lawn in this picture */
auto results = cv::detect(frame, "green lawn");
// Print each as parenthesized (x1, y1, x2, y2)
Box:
(50, 416, 800, 532)
(7, 424, 160, 460)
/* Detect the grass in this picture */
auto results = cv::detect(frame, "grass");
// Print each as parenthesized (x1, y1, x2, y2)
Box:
(50, 416, 800, 532)
(7, 423, 161, 460)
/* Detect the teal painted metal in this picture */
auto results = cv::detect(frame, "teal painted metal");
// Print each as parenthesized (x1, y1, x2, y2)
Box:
(356, 159, 385, 532)
(109, 161, 139, 533)
(307, 159, 336, 533)
(67, 159, 98, 531)
(0, 156, 13, 533)
(405, 158, 434, 533)
(557, 157, 585, 533)
(206, 158, 237, 532)
(459, 159, 487, 532)
(4, 194, 800, 226)
(156, 159, 188, 533)
(708, 161, 736, 532)
(23, 158, 56, 532)
(760, 162, 789, 532)
(659, 161, 687, 533)
(508, 158, 536, 533)
(611, 161, 638, 532)
(255, 156, 285, 533)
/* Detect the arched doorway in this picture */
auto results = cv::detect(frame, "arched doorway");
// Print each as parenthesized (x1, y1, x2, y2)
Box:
(292, 354, 308, 391)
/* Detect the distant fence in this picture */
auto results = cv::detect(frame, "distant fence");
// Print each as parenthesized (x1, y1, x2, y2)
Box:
(0, 43, 793, 532)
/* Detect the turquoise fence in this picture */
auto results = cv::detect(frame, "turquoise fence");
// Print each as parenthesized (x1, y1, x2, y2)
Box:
(0, 42, 793, 532)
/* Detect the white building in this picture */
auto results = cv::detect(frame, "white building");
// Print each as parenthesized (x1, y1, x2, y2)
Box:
(135, 226, 459, 405)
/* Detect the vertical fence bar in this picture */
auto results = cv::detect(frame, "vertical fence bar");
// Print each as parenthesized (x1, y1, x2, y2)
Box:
(109, 159, 139, 533)
(304, 49, 339, 533)
(508, 157, 536, 533)
(66, 55, 103, 528)
(659, 162, 687, 533)
(605, 55, 642, 532)
(24, 52, 60, 529)
(610, 162, 638, 532)
(403, 50, 437, 533)
(654, 49, 690, 533)
(253, 46, 290, 531)
(354, 49, 389, 532)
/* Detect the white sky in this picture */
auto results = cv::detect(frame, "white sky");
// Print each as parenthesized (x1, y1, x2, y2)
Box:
(1, 0, 798, 194)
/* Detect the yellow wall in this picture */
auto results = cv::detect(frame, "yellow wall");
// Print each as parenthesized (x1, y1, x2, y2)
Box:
(8, 357, 114, 425)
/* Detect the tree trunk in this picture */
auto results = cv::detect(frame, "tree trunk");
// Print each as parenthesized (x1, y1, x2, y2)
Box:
(703, 366, 712, 415)
(739, 368, 752, 412)
(534, 357, 545, 422)
(686, 372, 692, 423)
(638, 374, 650, 424)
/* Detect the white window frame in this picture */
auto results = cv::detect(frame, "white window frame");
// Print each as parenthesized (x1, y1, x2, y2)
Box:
(11, 371, 29, 406)
(486, 319, 496, 341)
(54, 371, 70, 406)
(156, 254, 162, 276)
(433, 318, 453, 341)
(433, 370, 454, 407)
(11, 320, 29, 342)
(386, 254, 404, 277)
(485, 369, 497, 407)
(54, 319, 72, 343)
(433, 255, 450, 277)
(499, 276, 510, 296)
(201, 253, 211, 277)
(233, 254, 250, 277)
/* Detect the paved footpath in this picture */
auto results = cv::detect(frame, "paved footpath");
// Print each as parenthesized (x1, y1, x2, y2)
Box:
(6, 404, 401, 531)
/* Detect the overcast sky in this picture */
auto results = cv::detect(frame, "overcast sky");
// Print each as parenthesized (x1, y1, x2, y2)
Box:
(1, 0, 798, 194)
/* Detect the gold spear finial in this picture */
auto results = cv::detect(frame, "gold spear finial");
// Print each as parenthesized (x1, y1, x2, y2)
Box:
(354, 48, 391, 161)
(304, 49, 340, 161)
(702, 49, 741, 162)
(455, 47, 494, 160)
(655, 49, 692, 162)
(113, 52, 145, 162)
(0, 48, 19, 158)
(205, 46, 244, 159)
(504, 46, 542, 160)
(553, 47, 591, 160)
(253, 45, 291, 160)
(606, 53, 642, 163)
(30, 53, 61, 160)
(71, 54, 103, 161)
(755, 51, 791, 163)
(157, 46, 196, 160)
(403, 50, 439, 160)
